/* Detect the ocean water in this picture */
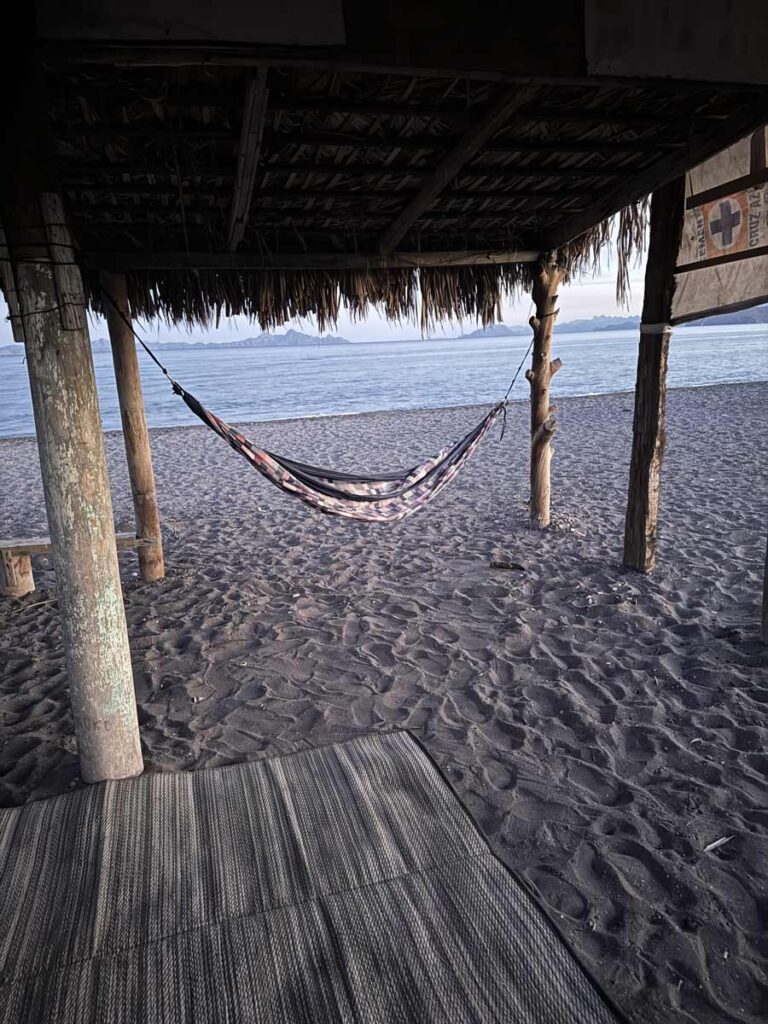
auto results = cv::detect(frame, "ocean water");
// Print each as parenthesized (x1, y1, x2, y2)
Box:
(0, 324, 766, 439)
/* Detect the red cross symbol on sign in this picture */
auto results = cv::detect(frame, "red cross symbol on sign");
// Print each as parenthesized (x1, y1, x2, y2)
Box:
(703, 194, 747, 257)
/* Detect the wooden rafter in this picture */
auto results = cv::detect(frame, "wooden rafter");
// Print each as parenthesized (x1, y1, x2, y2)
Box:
(260, 162, 624, 181)
(61, 161, 626, 182)
(69, 187, 589, 216)
(65, 185, 597, 201)
(269, 96, 728, 127)
(86, 249, 539, 271)
(376, 86, 540, 253)
(77, 215, 538, 230)
(227, 69, 269, 251)
(537, 109, 768, 250)
(62, 165, 237, 180)
(65, 123, 682, 156)
(266, 131, 680, 155)
(59, 89, 725, 128)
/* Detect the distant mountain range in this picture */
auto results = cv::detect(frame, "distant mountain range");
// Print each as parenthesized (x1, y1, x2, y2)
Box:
(2, 306, 766, 356)
(463, 305, 768, 337)
(87, 328, 352, 352)
(0, 327, 351, 356)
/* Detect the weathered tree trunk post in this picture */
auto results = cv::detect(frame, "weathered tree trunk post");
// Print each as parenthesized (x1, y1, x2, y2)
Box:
(99, 271, 165, 582)
(1, 57, 143, 782)
(526, 258, 563, 528)
(623, 178, 685, 572)
(11, 212, 144, 782)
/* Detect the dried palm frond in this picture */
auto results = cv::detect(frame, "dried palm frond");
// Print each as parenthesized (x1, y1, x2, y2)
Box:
(552, 197, 649, 307)
(79, 200, 649, 334)
(613, 197, 650, 305)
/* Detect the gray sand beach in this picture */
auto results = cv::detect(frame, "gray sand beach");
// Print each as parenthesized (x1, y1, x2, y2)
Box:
(1, 381, 767, 1024)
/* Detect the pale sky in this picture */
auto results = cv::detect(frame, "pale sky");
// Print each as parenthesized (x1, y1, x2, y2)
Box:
(0, 257, 645, 345)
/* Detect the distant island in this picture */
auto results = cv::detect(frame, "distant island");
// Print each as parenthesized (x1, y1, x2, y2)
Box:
(1, 306, 766, 356)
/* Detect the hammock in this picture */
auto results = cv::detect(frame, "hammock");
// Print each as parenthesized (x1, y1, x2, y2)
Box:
(175, 383, 506, 522)
(101, 290, 523, 523)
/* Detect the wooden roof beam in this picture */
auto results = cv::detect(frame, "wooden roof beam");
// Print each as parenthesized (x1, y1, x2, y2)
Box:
(65, 184, 597, 201)
(261, 162, 627, 180)
(270, 96, 729, 127)
(55, 91, 726, 128)
(62, 123, 682, 155)
(55, 125, 234, 140)
(227, 69, 269, 251)
(376, 86, 540, 253)
(266, 132, 682, 154)
(62, 161, 626, 182)
(75, 214, 536, 230)
(85, 249, 540, 271)
(60, 165, 236, 180)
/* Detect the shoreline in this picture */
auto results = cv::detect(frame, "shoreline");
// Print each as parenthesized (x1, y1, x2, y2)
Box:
(1, 377, 766, 445)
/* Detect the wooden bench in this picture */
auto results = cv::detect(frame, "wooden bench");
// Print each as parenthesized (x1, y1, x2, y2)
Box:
(0, 533, 158, 598)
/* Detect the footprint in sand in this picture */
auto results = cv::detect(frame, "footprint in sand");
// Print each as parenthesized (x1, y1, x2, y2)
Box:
(568, 762, 633, 808)
(526, 866, 590, 921)
(603, 836, 696, 909)
(360, 640, 396, 670)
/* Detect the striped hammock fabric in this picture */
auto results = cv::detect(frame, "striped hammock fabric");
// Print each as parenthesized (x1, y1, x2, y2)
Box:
(175, 384, 506, 522)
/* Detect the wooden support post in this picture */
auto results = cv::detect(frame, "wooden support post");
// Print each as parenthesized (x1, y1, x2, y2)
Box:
(623, 178, 685, 572)
(14, 234, 144, 781)
(526, 260, 563, 529)
(0, 550, 35, 598)
(99, 271, 165, 583)
(1, 54, 143, 782)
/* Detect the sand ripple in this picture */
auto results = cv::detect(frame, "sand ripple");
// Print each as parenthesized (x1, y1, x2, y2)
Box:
(1, 382, 767, 1024)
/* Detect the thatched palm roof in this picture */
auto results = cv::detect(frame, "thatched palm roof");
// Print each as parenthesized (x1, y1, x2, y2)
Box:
(6, 62, 768, 329)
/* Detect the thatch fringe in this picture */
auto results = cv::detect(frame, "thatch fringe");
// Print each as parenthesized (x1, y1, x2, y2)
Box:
(614, 197, 650, 305)
(553, 198, 649, 307)
(80, 201, 651, 333)
(83, 262, 535, 334)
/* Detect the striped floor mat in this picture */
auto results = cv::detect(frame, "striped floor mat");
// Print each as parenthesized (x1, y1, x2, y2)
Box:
(0, 731, 622, 1023)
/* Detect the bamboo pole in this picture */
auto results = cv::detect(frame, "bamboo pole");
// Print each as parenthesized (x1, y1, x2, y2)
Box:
(623, 178, 685, 572)
(526, 259, 563, 528)
(99, 272, 165, 583)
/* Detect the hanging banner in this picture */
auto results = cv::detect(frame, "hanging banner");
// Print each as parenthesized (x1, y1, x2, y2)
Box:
(672, 126, 768, 323)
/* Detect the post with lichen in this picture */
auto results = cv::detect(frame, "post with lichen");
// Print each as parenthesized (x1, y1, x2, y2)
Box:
(1, 57, 143, 783)
(526, 259, 563, 528)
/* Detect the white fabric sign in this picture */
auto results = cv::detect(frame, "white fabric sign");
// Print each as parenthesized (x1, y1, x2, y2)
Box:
(672, 127, 768, 323)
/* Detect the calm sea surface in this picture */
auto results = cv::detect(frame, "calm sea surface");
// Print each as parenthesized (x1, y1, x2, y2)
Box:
(1, 325, 766, 439)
